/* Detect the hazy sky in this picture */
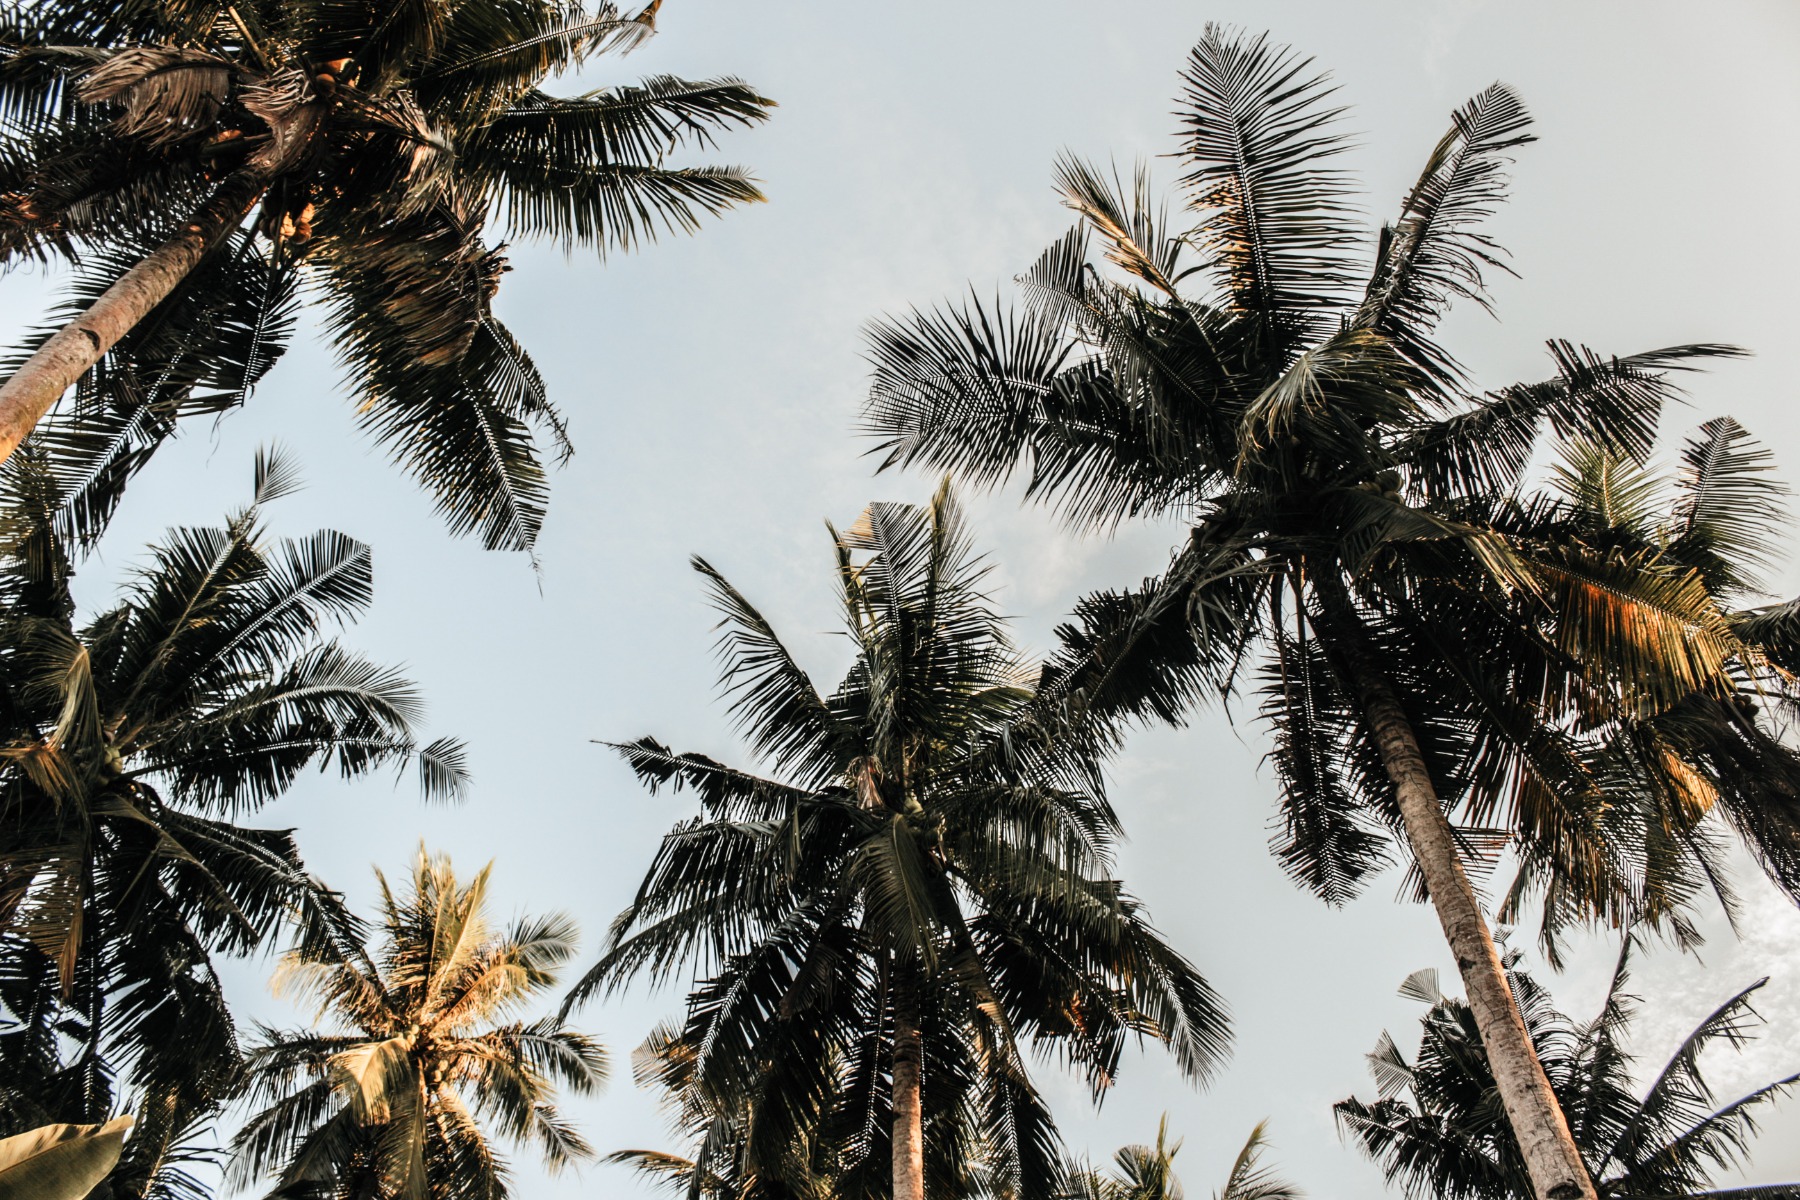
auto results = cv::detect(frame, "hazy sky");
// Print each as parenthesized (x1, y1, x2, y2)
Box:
(7, 1, 1800, 1196)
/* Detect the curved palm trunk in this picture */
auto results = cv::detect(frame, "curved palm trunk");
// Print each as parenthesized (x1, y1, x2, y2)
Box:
(0, 162, 274, 465)
(892, 969, 926, 1200)
(1316, 579, 1596, 1200)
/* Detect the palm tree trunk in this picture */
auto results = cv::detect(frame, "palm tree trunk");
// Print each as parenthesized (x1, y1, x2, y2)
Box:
(892, 968, 926, 1200)
(0, 162, 274, 465)
(1315, 576, 1596, 1200)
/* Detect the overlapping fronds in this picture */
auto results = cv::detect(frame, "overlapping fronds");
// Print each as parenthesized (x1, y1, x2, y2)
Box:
(1, 0, 771, 550)
(1176, 24, 1358, 347)
(0, 454, 464, 1188)
(1337, 940, 1800, 1200)
(234, 847, 605, 1198)
(580, 489, 1230, 1198)
(860, 23, 1800, 954)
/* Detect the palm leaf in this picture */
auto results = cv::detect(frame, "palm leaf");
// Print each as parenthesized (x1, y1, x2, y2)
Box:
(1175, 25, 1357, 341)
(1358, 83, 1535, 385)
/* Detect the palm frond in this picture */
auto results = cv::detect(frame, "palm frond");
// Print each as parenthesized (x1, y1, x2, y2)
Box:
(692, 557, 845, 789)
(1357, 83, 1534, 385)
(1667, 417, 1787, 595)
(1175, 25, 1358, 345)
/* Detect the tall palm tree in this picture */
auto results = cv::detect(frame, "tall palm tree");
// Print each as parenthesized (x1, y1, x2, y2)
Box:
(1337, 938, 1800, 1200)
(567, 484, 1230, 1200)
(0, 446, 465, 1193)
(1061, 1117, 1302, 1200)
(860, 27, 1800, 1200)
(0, 0, 772, 551)
(232, 846, 607, 1200)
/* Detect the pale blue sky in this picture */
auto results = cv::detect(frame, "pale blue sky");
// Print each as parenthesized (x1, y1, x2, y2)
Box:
(6, 1, 1800, 1195)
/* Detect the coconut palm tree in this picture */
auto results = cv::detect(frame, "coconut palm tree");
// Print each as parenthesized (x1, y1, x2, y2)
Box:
(607, 1021, 841, 1200)
(567, 484, 1230, 1200)
(1061, 1117, 1302, 1200)
(861, 27, 1800, 1200)
(0, 446, 465, 1191)
(1337, 938, 1800, 1200)
(232, 846, 607, 1200)
(0, 0, 771, 551)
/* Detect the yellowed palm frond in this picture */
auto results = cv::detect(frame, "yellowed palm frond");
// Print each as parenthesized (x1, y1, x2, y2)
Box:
(1, 742, 82, 806)
(419, 856, 495, 1013)
(330, 1036, 415, 1121)
(1532, 544, 1743, 712)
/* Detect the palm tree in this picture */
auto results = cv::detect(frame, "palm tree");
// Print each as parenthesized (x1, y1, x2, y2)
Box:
(1061, 1117, 1302, 1200)
(861, 27, 1800, 1200)
(0, 0, 771, 551)
(1337, 938, 1800, 1200)
(607, 1021, 841, 1200)
(0, 446, 465, 1190)
(567, 484, 1230, 1200)
(232, 846, 607, 1199)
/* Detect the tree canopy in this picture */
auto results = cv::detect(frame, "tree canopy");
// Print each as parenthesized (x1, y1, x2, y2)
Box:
(0, 0, 772, 551)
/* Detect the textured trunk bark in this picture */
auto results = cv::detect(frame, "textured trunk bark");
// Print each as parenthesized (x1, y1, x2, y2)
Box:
(892, 972, 926, 1200)
(1316, 576, 1596, 1200)
(0, 163, 273, 465)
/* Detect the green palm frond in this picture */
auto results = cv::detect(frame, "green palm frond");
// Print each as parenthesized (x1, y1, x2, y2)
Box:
(1, 0, 769, 551)
(693, 557, 846, 790)
(1338, 941, 1800, 1200)
(1402, 343, 1742, 503)
(863, 291, 1075, 488)
(1357, 82, 1535, 386)
(1175, 25, 1357, 344)
(1667, 417, 1788, 595)
(862, 33, 1800, 1192)
(0, 453, 461, 1181)
(586, 488, 1228, 1199)
(1548, 440, 1667, 540)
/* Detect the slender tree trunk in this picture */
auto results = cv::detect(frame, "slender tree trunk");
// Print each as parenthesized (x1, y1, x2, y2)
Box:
(1315, 576, 1596, 1200)
(0, 163, 274, 465)
(892, 968, 926, 1200)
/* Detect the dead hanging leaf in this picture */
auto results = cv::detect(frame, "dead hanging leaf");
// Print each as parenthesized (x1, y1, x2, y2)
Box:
(79, 47, 234, 146)
(12, 848, 87, 993)
(240, 68, 326, 169)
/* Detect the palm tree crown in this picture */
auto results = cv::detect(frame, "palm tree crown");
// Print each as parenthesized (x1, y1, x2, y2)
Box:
(861, 26, 1800, 1200)
(0, 0, 772, 551)
(1061, 1118, 1303, 1200)
(1337, 939, 1800, 1200)
(569, 483, 1230, 1200)
(0, 448, 463, 1182)
(233, 846, 607, 1199)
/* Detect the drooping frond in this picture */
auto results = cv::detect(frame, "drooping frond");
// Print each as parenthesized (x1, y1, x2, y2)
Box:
(693, 557, 845, 789)
(1400, 343, 1744, 503)
(1667, 416, 1787, 596)
(863, 292, 1075, 490)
